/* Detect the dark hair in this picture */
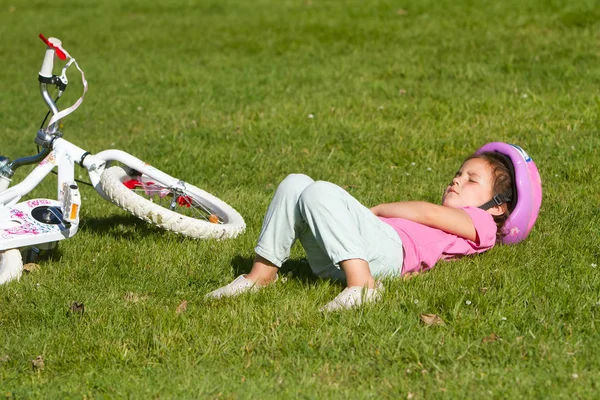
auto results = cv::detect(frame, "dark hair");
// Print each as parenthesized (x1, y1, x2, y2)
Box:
(466, 151, 515, 242)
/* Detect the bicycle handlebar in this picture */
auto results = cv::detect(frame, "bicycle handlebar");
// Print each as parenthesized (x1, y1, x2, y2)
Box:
(38, 34, 66, 78)
(36, 34, 88, 135)
(1, 34, 87, 175)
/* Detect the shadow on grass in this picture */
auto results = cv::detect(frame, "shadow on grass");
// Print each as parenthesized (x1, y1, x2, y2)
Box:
(22, 246, 64, 264)
(79, 215, 162, 239)
(230, 255, 332, 286)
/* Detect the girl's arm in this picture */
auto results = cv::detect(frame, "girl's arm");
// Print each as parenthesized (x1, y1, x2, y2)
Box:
(370, 201, 477, 242)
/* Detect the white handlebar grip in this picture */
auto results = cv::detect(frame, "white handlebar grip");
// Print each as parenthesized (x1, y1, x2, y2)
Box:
(39, 37, 62, 78)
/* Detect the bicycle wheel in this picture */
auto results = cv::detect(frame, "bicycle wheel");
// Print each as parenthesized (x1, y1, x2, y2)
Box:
(99, 166, 245, 239)
(0, 249, 23, 285)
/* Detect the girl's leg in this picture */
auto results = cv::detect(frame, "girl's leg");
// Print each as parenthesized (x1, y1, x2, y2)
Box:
(206, 175, 403, 307)
(205, 174, 315, 298)
(294, 181, 404, 311)
(247, 176, 382, 286)
(339, 259, 374, 288)
(296, 180, 404, 286)
(250, 173, 315, 281)
(245, 255, 278, 285)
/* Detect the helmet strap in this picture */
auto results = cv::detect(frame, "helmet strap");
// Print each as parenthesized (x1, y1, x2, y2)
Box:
(479, 191, 512, 211)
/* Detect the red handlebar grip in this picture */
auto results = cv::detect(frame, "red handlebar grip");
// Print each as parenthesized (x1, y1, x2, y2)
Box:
(39, 33, 67, 61)
(39, 33, 51, 46)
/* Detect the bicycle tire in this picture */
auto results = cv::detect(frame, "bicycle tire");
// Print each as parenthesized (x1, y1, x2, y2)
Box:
(0, 249, 23, 285)
(99, 166, 245, 239)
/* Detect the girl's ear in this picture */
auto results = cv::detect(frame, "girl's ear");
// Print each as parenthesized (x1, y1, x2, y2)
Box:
(487, 203, 507, 216)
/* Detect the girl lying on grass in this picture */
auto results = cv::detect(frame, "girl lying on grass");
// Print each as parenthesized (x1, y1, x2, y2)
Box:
(206, 142, 541, 312)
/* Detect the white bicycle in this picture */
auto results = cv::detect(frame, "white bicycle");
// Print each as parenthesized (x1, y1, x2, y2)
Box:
(0, 35, 246, 284)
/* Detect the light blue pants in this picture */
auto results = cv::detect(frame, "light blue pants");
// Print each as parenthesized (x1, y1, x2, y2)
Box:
(254, 174, 404, 281)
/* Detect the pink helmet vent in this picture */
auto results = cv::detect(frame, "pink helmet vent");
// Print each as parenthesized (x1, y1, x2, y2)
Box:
(476, 142, 542, 244)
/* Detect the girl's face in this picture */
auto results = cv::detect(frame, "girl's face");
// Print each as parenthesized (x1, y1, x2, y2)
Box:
(442, 158, 495, 209)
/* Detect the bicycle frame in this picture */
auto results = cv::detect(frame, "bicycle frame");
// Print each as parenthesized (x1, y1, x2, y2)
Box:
(0, 135, 188, 251)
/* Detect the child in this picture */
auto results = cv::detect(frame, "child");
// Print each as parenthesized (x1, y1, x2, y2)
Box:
(206, 143, 538, 312)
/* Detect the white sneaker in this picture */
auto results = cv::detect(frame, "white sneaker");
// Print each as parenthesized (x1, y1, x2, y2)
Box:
(319, 282, 384, 312)
(205, 274, 277, 299)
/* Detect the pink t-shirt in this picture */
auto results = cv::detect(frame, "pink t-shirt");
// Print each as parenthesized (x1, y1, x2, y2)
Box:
(378, 207, 497, 275)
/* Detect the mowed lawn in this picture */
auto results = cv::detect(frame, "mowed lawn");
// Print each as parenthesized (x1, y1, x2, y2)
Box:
(0, 0, 599, 398)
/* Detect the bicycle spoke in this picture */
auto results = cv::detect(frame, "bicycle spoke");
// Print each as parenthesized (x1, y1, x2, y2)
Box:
(127, 184, 224, 223)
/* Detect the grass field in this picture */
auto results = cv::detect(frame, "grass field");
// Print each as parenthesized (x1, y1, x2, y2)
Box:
(1, 0, 599, 398)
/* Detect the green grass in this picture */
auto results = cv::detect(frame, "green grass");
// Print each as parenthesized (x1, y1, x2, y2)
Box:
(1, 0, 599, 397)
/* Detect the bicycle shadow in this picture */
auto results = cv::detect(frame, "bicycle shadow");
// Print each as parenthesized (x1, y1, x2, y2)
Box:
(230, 255, 324, 285)
(79, 215, 163, 239)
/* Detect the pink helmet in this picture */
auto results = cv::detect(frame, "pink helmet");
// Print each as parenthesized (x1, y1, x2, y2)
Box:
(476, 142, 542, 244)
